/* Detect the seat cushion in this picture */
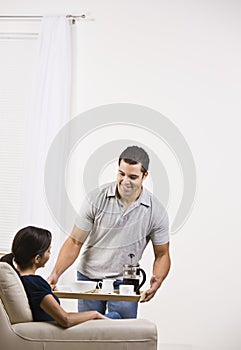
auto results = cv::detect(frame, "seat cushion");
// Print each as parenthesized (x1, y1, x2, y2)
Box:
(0, 262, 33, 323)
(12, 318, 157, 342)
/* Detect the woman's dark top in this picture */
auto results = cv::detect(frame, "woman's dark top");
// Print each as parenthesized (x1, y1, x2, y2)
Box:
(20, 275, 60, 322)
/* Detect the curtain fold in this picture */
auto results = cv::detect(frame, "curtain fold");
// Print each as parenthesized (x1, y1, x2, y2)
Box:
(20, 16, 71, 261)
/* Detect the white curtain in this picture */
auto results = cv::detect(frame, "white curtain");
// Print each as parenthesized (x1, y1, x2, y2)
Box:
(20, 16, 72, 262)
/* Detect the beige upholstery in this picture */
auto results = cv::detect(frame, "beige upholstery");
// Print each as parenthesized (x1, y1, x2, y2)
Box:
(0, 262, 157, 350)
(0, 262, 32, 323)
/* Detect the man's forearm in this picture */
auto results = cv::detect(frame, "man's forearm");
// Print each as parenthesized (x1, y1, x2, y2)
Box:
(141, 243, 170, 302)
(52, 236, 82, 278)
(153, 253, 171, 287)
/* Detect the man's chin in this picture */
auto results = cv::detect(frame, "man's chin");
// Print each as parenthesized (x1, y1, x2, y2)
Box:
(118, 185, 134, 198)
(120, 190, 133, 198)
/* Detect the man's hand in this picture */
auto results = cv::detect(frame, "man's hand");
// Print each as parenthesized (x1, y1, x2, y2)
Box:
(47, 273, 59, 290)
(140, 275, 160, 302)
(141, 243, 171, 302)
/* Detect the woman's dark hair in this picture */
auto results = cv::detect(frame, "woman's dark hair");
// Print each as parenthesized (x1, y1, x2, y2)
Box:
(0, 226, 51, 272)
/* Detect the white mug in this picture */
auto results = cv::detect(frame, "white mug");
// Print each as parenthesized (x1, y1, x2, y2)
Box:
(97, 279, 115, 293)
(119, 284, 135, 295)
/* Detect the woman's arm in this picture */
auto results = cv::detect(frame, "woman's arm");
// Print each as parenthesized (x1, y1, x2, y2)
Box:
(40, 294, 106, 328)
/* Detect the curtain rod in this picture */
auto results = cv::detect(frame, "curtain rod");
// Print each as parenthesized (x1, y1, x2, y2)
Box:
(0, 14, 86, 24)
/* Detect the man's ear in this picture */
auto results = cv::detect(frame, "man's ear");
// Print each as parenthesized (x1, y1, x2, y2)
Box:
(143, 171, 148, 180)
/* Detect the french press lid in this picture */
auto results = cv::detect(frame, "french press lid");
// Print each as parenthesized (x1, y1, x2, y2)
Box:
(123, 253, 140, 268)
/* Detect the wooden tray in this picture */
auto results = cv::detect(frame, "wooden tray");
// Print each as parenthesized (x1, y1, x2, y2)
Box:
(54, 289, 146, 302)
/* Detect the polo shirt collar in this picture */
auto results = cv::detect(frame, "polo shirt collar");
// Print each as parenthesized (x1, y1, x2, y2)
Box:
(138, 187, 151, 207)
(106, 182, 117, 197)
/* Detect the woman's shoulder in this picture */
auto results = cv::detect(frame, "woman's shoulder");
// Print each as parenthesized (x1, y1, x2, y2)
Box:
(21, 275, 51, 290)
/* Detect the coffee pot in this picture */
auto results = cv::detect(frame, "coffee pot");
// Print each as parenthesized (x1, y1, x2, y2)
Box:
(123, 254, 146, 294)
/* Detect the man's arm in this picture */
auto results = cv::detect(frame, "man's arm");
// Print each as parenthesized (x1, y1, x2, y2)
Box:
(141, 242, 171, 302)
(47, 225, 88, 287)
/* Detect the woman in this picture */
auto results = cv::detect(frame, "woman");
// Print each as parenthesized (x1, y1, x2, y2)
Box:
(1, 226, 120, 327)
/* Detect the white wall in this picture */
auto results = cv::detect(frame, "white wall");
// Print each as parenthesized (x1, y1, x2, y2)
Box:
(1, 1, 241, 349)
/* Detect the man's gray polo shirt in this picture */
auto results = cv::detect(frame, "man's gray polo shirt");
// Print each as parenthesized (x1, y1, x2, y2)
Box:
(73, 182, 169, 279)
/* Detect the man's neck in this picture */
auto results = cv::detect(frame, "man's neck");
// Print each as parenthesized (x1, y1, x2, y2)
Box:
(120, 197, 134, 209)
(118, 189, 142, 209)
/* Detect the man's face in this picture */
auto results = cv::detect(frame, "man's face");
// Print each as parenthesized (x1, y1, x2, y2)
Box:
(117, 159, 148, 200)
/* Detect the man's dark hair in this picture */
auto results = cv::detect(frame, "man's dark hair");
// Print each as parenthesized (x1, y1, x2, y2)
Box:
(119, 146, 149, 174)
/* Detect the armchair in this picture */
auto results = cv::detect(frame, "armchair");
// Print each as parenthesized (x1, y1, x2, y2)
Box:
(0, 262, 157, 350)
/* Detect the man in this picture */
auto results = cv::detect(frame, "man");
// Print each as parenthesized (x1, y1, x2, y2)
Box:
(48, 146, 170, 318)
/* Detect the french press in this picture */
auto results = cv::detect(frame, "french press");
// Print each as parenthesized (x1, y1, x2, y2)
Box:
(123, 254, 146, 294)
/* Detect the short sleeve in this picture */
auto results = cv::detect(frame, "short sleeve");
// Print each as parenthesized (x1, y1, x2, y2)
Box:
(149, 199, 169, 245)
(21, 275, 53, 303)
(74, 194, 96, 233)
(21, 275, 60, 322)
